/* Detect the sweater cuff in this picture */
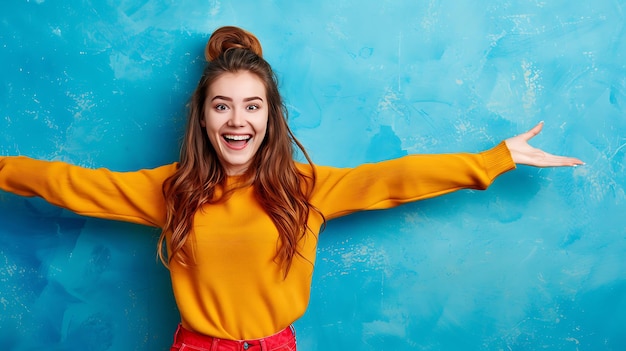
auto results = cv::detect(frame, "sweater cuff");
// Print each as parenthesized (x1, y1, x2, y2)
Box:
(481, 141, 516, 181)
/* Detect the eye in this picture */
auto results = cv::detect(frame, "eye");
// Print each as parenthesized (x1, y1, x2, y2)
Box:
(246, 104, 260, 111)
(214, 103, 228, 111)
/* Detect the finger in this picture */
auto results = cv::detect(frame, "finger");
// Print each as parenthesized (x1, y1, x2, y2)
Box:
(521, 121, 544, 142)
(535, 153, 585, 167)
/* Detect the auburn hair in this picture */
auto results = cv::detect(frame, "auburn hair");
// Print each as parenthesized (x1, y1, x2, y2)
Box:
(158, 26, 321, 275)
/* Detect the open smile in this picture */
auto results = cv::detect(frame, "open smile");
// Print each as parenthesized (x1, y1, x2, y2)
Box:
(222, 134, 252, 149)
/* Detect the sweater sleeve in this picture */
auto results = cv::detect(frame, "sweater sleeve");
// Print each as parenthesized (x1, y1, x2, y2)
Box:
(309, 142, 516, 220)
(0, 156, 176, 227)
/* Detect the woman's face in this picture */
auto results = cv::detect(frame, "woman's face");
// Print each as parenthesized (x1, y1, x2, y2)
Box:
(201, 71, 269, 175)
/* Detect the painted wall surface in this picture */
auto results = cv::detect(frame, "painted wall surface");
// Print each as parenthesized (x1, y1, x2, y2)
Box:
(1, 1, 625, 350)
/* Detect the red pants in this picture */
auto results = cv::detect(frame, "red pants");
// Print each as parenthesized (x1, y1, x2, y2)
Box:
(170, 324, 297, 351)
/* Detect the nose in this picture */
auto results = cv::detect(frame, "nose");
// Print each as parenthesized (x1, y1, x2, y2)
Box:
(227, 108, 245, 127)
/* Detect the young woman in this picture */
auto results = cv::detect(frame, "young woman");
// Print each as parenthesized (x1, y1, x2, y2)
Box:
(0, 26, 582, 351)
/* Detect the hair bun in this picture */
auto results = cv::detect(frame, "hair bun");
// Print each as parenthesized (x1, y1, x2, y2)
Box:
(205, 26, 263, 62)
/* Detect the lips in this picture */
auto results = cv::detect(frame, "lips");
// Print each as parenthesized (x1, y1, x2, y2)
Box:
(223, 134, 251, 149)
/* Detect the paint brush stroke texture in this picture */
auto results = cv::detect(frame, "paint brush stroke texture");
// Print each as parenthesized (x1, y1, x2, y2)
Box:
(1, 0, 625, 350)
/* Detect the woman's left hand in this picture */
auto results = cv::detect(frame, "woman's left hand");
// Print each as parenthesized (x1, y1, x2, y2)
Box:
(504, 122, 584, 167)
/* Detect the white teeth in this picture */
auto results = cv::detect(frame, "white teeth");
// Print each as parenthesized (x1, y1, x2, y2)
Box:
(224, 135, 251, 141)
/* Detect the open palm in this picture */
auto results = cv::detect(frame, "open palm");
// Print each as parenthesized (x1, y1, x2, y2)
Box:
(504, 122, 584, 167)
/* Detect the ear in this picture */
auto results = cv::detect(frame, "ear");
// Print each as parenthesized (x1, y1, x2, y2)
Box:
(200, 118, 206, 128)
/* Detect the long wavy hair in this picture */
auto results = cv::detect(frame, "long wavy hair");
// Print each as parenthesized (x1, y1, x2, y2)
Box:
(158, 26, 320, 275)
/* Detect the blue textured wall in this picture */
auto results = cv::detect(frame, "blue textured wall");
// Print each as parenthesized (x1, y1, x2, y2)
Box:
(1, 1, 625, 350)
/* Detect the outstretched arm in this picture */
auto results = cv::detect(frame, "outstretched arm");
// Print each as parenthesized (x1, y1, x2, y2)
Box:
(0, 156, 174, 227)
(505, 122, 584, 167)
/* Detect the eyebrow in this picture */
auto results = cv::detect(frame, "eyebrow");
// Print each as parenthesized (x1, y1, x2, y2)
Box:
(210, 95, 264, 102)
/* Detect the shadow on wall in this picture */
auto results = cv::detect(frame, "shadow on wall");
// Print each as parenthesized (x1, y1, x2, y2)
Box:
(0, 198, 177, 350)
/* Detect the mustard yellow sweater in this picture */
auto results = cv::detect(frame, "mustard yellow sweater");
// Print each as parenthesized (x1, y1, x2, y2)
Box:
(0, 142, 514, 340)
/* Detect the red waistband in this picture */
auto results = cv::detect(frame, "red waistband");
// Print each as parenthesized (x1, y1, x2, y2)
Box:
(171, 324, 295, 351)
